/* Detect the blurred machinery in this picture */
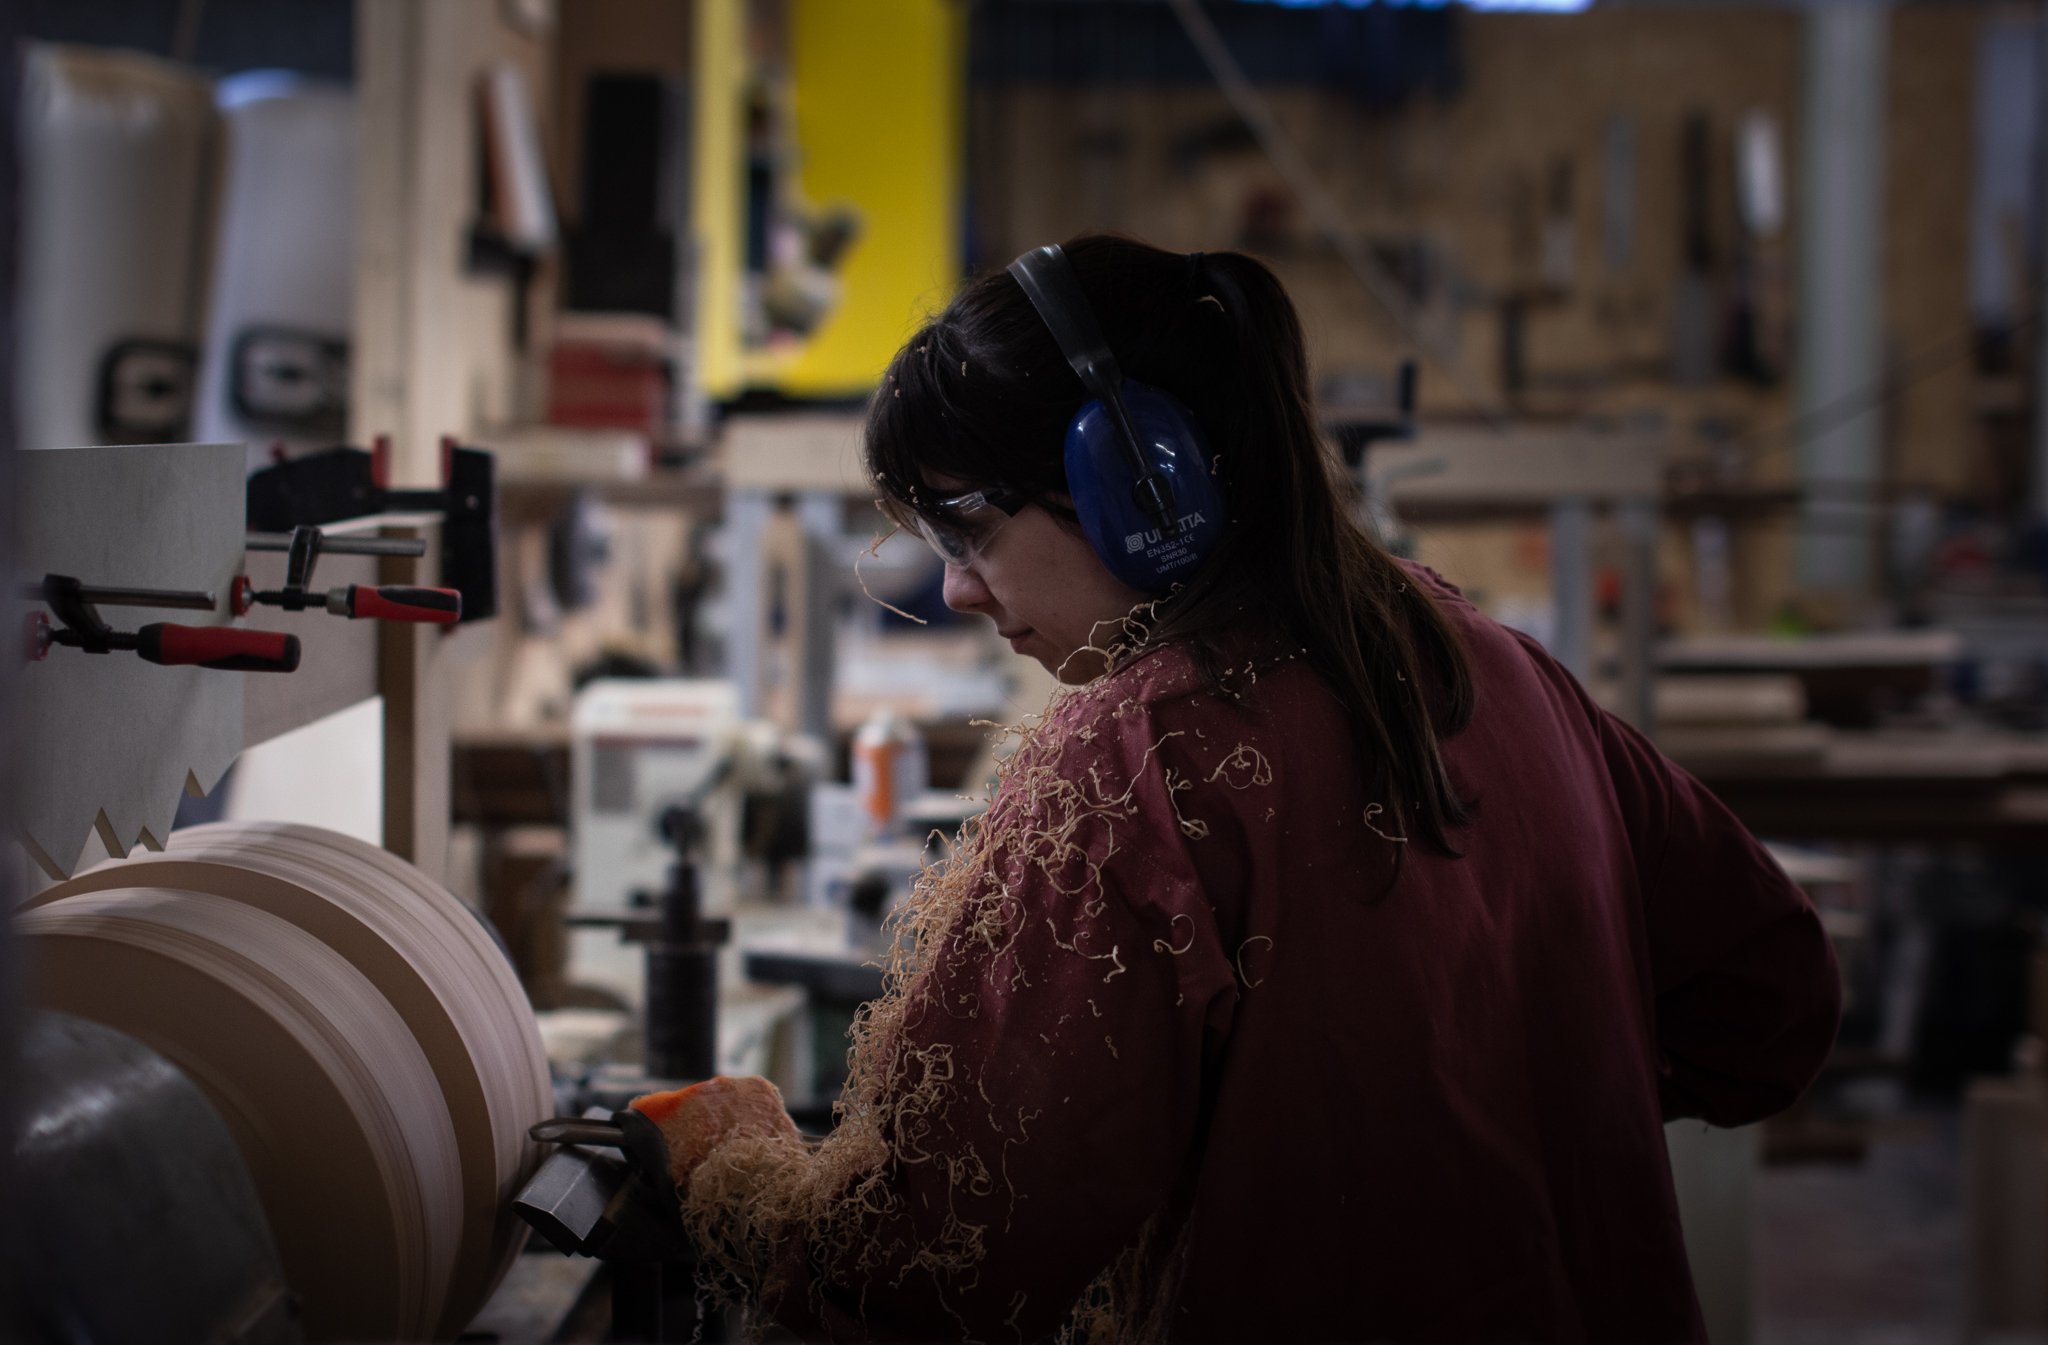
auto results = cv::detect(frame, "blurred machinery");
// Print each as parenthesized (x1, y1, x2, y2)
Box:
(568, 679, 808, 1006)
(572, 678, 736, 1005)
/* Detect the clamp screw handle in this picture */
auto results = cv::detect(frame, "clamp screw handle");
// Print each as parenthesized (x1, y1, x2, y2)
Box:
(24, 611, 51, 663)
(326, 584, 463, 624)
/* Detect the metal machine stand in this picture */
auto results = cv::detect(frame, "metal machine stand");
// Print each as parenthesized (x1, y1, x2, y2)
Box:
(568, 803, 733, 1108)
(524, 807, 733, 1340)
(639, 806, 730, 1084)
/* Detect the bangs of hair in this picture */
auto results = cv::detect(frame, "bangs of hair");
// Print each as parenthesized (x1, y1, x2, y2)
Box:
(864, 306, 1074, 532)
(865, 324, 978, 526)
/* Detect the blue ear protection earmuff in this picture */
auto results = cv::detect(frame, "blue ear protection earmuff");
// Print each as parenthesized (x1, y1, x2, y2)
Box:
(1006, 245, 1227, 593)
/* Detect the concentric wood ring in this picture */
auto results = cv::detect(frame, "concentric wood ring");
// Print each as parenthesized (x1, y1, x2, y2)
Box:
(20, 887, 458, 1340)
(25, 822, 553, 1340)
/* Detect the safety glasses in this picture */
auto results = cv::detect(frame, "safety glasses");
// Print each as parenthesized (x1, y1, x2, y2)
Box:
(905, 487, 1028, 569)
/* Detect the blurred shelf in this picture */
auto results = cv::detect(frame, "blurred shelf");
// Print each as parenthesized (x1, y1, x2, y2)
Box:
(1680, 725, 2048, 848)
(498, 466, 724, 519)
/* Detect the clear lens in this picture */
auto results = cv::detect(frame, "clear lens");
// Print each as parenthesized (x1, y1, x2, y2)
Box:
(912, 513, 977, 566)
(909, 491, 1014, 568)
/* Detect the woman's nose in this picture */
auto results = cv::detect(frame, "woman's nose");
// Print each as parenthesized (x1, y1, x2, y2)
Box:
(941, 562, 993, 614)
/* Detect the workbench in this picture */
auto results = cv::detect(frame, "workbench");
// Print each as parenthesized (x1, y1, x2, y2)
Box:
(1672, 728, 2048, 850)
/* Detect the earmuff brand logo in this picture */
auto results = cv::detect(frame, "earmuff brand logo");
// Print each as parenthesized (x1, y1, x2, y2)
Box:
(1125, 512, 1209, 555)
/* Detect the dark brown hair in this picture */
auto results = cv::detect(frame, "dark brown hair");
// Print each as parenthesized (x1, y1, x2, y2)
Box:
(865, 234, 1473, 857)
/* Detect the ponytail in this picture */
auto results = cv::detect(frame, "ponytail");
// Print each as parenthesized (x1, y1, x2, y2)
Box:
(1148, 245, 1473, 861)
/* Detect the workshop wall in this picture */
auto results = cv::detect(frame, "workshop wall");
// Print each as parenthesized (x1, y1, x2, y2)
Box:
(967, 5, 1987, 630)
(971, 9, 1803, 416)
(549, 0, 693, 238)
(1883, 5, 1980, 501)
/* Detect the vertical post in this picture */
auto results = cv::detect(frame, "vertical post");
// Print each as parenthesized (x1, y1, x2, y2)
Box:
(692, 0, 747, 401)
(353, 0, 547, 482)
(795, 491, 841, 741)
(1549, 499, 1594, 682)
(351, 0, 418, 455)
(0, 28, 19, 1279)
(796, 491, 841, 539)
(379, 522, 450, 881)
(2032, 5, 2048, 519)
(725, 488, 772, 720)
(1796, 3, 1890, 597)
(1617, 497, 1659, 736)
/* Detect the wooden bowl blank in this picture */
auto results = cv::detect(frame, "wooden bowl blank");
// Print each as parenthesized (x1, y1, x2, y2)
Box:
(29, 821, 552, 1339)
(180, 822, 553, 1334)
(20, 887, 459, 1341)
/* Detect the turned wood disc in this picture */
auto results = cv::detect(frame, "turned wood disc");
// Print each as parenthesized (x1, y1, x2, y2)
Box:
(19, 887, 460, 1341)
(30, 822, 553, 1339)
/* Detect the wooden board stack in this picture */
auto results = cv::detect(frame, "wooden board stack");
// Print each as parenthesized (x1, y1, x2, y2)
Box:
(17, 822, 552, 1341)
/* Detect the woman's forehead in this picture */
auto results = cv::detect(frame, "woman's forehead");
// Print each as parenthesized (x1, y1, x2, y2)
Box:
(872, 471, 963, 521)
(884, 470, 979, 508)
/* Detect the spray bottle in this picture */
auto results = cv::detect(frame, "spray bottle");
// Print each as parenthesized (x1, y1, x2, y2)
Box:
(852, 708, 927, 840)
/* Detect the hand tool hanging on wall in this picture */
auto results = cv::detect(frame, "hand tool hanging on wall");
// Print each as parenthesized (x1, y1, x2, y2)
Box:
(1726, 111, 1787, 386)
(22, 574, 301, 672)
(1602, 114, 1637, 278)
(245, 434, 498, 622)
(97, 338, 201, 444)
(234, 526, 462, 624)
(1671, 110, 1718, 387)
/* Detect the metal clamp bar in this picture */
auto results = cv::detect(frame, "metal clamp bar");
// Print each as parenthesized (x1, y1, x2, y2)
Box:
(19, 580, 217, 611)
(245, 532, 427, 558)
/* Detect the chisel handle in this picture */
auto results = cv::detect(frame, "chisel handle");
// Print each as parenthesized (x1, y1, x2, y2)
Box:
(335, 584, 462, 624)
(135, 624, 302, 673)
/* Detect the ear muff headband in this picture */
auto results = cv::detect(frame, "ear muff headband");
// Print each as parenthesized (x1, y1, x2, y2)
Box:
(1007, 246, 1178, 538)
(1005, 244, 1227, 594)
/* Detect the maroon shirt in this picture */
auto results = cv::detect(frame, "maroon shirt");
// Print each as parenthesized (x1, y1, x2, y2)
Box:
(774, 565, 1840, 1342)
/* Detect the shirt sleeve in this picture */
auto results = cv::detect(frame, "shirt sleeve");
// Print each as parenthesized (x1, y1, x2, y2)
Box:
(1594, 702, 1843, 1127)
(759, 700, 1240, 1342)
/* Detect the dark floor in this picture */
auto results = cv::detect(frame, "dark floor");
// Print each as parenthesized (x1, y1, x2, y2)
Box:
(1756, 1102, 1968, 1345)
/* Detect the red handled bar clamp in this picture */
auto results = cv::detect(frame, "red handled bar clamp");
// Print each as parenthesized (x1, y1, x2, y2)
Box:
(245, 436, 497, 623)
(21, 574, 300, 673)
(237, 525, 461, 625)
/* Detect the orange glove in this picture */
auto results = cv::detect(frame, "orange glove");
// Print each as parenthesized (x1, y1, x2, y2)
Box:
(629, 1075, 802, 1195)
